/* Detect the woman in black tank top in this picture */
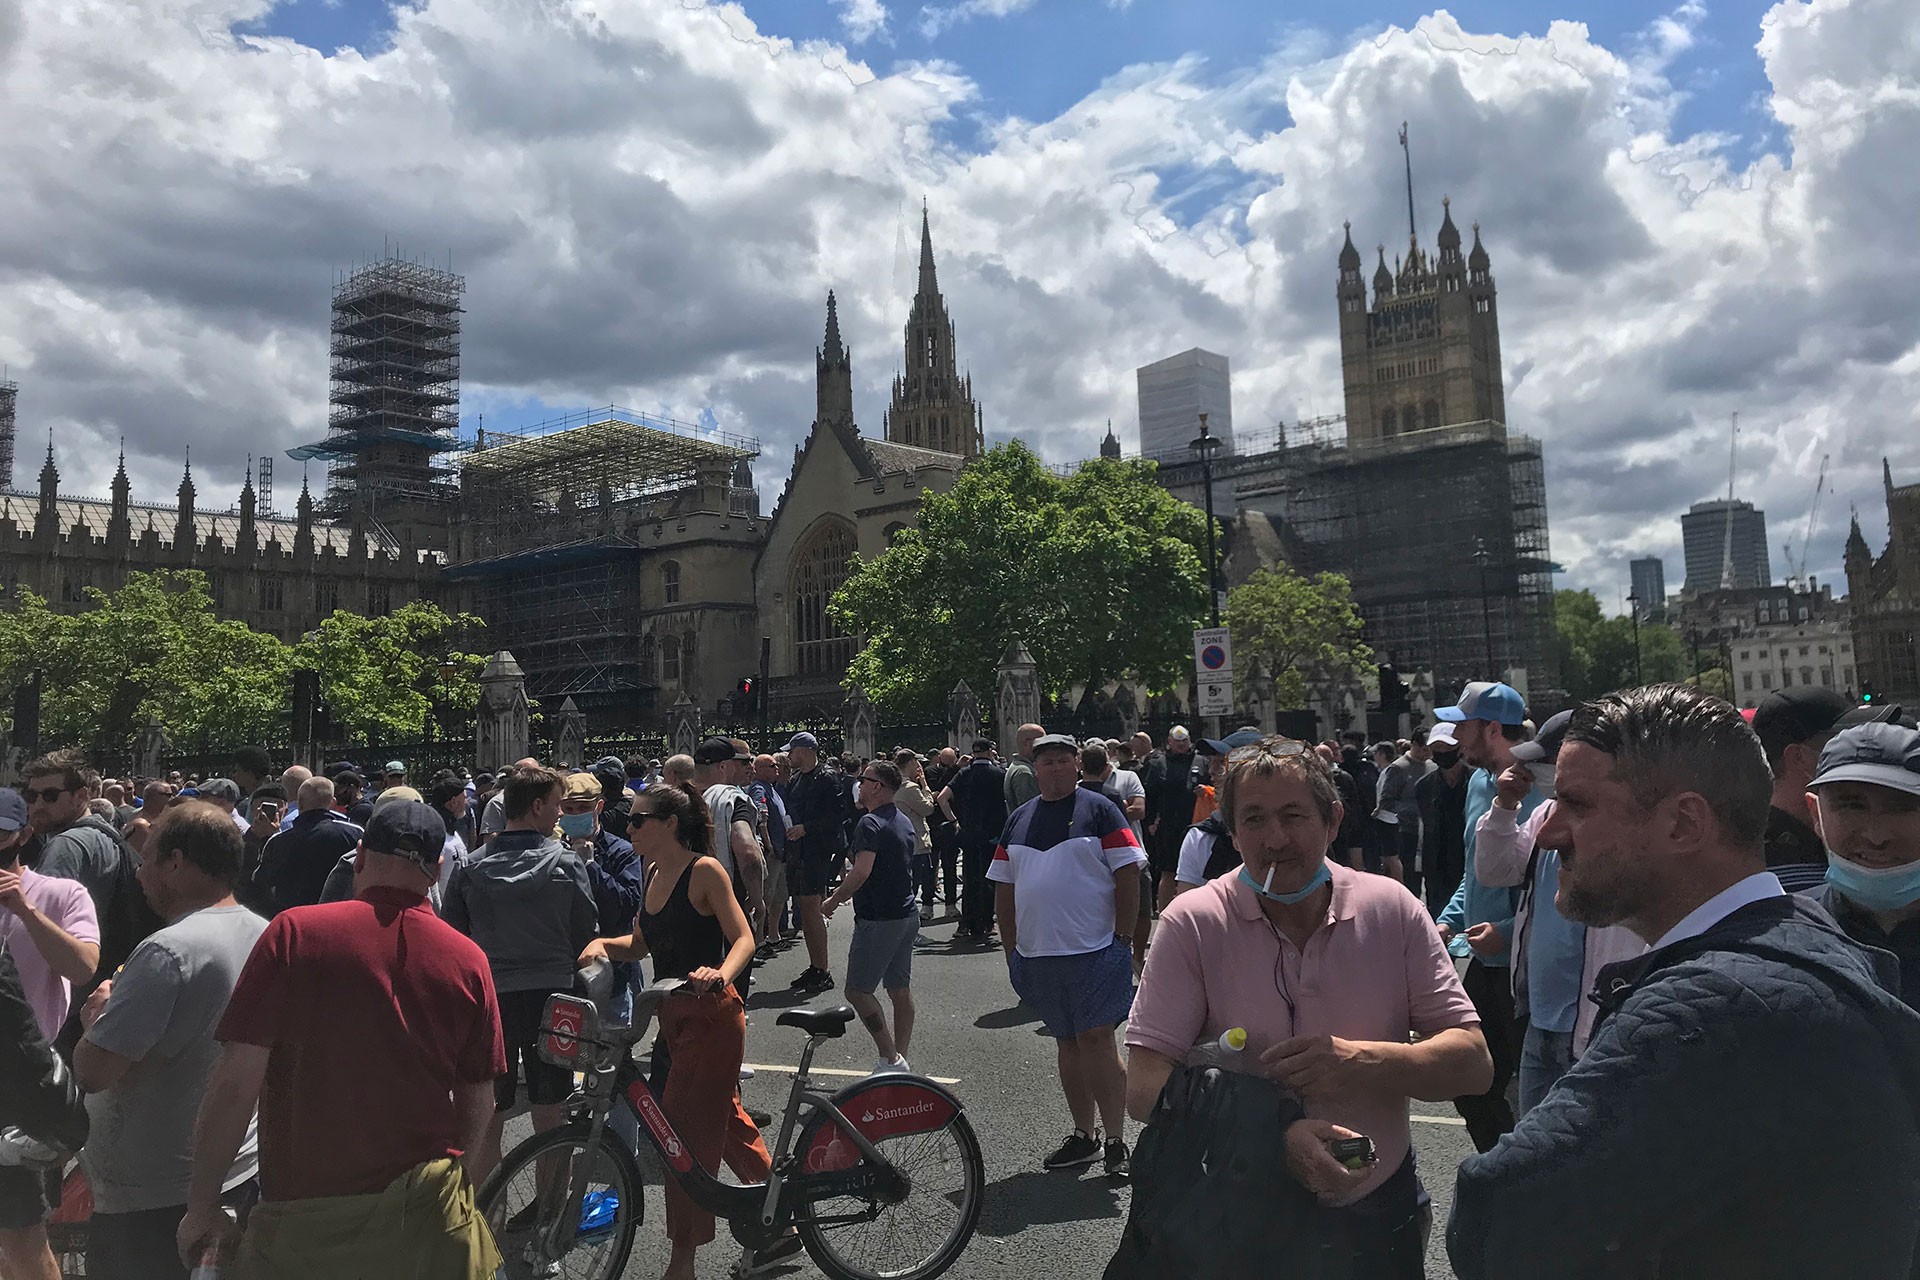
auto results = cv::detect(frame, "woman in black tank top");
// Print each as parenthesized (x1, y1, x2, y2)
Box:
(578, 783, 779, 1280)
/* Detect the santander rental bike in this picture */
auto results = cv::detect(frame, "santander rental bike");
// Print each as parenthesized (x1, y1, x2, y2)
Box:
(479, 977, 984, 1280)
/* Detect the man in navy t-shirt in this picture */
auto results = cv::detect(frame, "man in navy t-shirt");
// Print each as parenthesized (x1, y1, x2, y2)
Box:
(823, 761, 921, 1074)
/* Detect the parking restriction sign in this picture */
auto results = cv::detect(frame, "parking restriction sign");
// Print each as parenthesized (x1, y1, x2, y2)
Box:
(1193, 627, 1233, 681)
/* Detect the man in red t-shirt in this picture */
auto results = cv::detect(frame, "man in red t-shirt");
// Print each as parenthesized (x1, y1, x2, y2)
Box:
(177, 801, 505, 1277)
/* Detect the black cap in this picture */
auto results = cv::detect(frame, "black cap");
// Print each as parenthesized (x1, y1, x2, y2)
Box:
(1510, 710, 1573, 765)
(1809, 722, 1920, 797)
(1835, 702, 1919, 730)
(362, 800, 446, 874)
(693, 737, 738, 767)
(1751, 688, 1854, 762)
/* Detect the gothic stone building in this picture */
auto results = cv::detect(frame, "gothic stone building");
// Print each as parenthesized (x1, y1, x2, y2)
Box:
(1846, 460, 1920, 704)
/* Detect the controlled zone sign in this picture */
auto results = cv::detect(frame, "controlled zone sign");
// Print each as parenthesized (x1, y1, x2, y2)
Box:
(1193, 627, 1234, 715)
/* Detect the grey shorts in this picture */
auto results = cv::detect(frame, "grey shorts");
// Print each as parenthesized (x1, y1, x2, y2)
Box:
(764, 851, 789, 909)
(845, 914, 918, 994)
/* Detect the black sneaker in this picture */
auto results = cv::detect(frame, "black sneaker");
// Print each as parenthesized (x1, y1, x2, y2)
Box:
(1104, 1138, 1130, 1181)
(789, 966, 825, 990)
(1043, 1130, 1101, 1170)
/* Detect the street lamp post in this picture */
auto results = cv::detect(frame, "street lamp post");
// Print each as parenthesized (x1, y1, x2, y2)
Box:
(1473, 538, 1495, 677)
(1626, 591, 1643, 685)
(1189, 413, 1224, 628)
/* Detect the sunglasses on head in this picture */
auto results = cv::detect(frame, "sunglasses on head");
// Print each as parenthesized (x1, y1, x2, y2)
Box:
(22, 784, 73, 804)
(1226, 739, 1309, 765)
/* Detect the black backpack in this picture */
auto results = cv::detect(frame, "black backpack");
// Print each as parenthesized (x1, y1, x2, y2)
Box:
(1197, 814, 1243, 882)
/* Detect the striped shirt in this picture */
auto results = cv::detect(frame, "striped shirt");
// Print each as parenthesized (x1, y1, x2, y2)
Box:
(988, 790, 1144, 958)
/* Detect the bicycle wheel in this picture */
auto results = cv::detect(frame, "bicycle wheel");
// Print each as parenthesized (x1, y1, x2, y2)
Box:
(480, 1121, 642, 1280)
(797, 1109, 985, 1280)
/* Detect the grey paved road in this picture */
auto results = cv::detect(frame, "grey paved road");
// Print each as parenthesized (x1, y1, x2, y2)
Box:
(505, 904, 1477, 1279)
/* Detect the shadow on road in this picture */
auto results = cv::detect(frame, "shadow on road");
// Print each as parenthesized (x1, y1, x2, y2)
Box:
(973, 1002, 1041, 1030)
(975, 1169, 1127, 1237)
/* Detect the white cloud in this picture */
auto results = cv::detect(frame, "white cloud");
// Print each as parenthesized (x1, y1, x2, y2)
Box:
(836, 0, 890, 43)
(1, 0, 1916, 604)
(918, 0, 1034, 40)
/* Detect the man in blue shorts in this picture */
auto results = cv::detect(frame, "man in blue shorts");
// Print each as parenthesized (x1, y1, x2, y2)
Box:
(990, 734, 1144, 1180)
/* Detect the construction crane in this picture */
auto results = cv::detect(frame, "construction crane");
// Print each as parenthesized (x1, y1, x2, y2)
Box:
(1784, 452, 1830, 590)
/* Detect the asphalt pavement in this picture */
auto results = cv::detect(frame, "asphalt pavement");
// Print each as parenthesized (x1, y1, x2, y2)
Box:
(505, 900, 1479, 1280)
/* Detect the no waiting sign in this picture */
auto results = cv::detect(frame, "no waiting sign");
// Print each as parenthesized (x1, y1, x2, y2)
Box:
(1193, 627, 1233, 679)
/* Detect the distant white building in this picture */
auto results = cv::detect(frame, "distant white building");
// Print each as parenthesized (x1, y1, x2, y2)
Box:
(1137, 348, 1233, 460)
(1731, 615, 1856, 710)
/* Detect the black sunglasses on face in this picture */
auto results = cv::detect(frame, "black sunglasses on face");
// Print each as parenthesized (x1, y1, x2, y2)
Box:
(22, 785, 73, 804)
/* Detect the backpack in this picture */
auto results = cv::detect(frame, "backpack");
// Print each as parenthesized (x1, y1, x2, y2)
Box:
(1196, 814, 1244, 882)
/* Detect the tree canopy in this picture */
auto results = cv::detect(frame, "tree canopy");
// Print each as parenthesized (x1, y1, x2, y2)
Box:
(1224, 567, 1373, 709)
(1553, 589, 1689, 702)
(0, 571, 485, 753)
(830, 442, 1211, 716)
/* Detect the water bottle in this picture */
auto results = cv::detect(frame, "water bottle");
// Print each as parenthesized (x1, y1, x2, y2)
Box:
(1192, 1026, 1249, 1069)
(187, 1208, 237, 1280)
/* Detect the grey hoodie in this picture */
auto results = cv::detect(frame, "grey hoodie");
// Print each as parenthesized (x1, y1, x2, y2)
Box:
(442, 830, 598, 994)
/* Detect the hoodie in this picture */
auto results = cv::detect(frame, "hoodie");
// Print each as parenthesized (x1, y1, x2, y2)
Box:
(442, 830, 598, 994)
(1450, 893, 1920, 1279)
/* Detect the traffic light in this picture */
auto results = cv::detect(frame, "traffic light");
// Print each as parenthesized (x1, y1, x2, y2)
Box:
(1378, 661, 1411, 717)
(1862, 680, 1877, 705)
(736, 675, 757, 713)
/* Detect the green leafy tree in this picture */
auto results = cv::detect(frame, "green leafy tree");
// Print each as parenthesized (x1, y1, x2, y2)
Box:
(0, 571, 295, 752)
(1225, 567, 1373, 709)
(294, 601, 487, 742)
(831, 442, 1210, 716)
(1554, 589, 1690, 701)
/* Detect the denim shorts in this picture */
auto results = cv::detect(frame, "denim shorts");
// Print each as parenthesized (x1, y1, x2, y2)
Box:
(1008, 936, 1134, 1039)
(846, 914, 919, 994)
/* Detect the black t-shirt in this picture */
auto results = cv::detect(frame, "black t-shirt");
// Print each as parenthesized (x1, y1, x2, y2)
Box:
(947, 760, 1009, 843)
(850, 803, 918, 921)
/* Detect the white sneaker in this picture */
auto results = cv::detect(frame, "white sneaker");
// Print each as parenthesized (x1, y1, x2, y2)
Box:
(871, 1056, 910, 1075)
(739, 1064, 755, 1082)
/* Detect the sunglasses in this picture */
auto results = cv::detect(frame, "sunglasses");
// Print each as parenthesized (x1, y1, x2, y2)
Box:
(22, 784, 74, 804)
(1226, 739, 1309, 765)
(860, 774, 890, 786)
(630, 809, 674, 823)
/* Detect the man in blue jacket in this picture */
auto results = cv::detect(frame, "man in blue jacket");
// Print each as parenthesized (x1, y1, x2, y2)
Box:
(1449, 684, 1920, 1279)
(1435, 681, 1540, 1152)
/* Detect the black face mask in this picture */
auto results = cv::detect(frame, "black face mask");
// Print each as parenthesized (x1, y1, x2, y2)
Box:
(1431, 751, 1461, 769)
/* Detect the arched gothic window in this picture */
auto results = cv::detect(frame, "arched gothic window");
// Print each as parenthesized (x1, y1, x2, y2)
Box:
(792, 521, 856, 677)
(661, 561, 681, 605)
(660, 634, 681, 684)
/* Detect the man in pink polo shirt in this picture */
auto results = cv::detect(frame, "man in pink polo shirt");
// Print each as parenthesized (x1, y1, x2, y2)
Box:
(1126, 737, 1490, 1273)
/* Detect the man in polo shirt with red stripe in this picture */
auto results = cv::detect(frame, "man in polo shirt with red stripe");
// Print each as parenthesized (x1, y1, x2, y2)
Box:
(990, 733, 1144, 1179)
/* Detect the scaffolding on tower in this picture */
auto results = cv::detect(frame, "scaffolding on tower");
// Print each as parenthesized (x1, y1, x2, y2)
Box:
(0, 377, 16, 490)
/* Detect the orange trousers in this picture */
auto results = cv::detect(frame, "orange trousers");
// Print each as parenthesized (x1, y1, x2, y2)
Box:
(657, 986, 771, 1247)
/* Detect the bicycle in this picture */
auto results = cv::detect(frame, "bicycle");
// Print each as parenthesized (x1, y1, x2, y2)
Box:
(479, 977, 985, 1280)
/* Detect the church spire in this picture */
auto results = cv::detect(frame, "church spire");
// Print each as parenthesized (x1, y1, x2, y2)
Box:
(886, 204, 981, 457)
(823, 290, 845, 363)
(816, 290, 853, 428)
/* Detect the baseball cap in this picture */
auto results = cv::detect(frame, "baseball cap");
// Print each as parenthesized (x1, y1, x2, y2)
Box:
(383, 760, 407, 776)
(372, 784, 422, 809)
(1752, 688, 1854, 762)
(694, 737, 742, 766)
(362, 800, 446, 873)
(1834, 702, 1918, 731)
(177, 786, 202, 798)
(1198, 728, 1264, 756)
(562, 772, 603, 801)
(197, 778, 242, 805)
(1030, 733, 1081, 755)
(782, 731, 819, 753)
(0, 788, 27, 831)
(332, 769, 366, 790)
(1510, 710, 1573, 765)
(1808, 722, 1920, 797)
(1436, 682, 1527, 726)
(1426, 722, 1459, 748)
(1169, 725, 1192, 744)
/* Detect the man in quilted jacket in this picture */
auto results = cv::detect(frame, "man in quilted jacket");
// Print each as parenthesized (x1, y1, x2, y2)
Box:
(1449, 683, 1920, 1279)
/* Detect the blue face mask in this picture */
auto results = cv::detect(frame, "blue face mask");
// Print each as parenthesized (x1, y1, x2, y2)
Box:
(1825, 854, 1920, 912)
(558, 811, 597, 839)
(1239, 859, 1332, 905)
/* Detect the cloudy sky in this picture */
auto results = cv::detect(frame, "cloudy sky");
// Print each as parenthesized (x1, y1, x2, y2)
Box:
(2, 0, 1913, 604)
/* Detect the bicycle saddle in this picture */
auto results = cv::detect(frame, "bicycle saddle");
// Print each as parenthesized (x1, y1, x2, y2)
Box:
(777, 1004, 857, 1037)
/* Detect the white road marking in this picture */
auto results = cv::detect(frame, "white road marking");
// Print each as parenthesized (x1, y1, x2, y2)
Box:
(744, 1062, 963, 1086)
(1410, 1113, 1468, 1127)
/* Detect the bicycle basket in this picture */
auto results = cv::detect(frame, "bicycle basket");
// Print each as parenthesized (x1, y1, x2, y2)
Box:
(538, 994, 605, 1068)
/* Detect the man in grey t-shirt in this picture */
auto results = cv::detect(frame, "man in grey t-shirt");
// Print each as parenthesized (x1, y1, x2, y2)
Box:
(73, 801, 267, 1280)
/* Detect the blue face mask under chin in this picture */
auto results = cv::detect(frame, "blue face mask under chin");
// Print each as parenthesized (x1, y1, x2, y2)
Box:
(558, 811, 597, 839)
(1239, 859, 1332, 905)
(1826, 853, 1920, 912)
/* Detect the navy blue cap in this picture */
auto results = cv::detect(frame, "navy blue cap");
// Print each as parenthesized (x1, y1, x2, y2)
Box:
(1809, 722, 1920, 797)
(361, 800, 447, 872)
(0, 788, 26, 832)
(1510, 710, 1573, 765)
(1198, 728, 1264, 757)
(782, 731, 819, 753)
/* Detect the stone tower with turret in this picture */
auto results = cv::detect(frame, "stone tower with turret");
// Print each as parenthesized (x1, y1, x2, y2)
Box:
(1338, 199, 1505, 446)
(884, 206, 983, 457)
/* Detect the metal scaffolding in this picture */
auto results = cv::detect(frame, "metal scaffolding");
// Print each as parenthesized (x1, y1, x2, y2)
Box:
(0, 378, 14, 491)
(450, 408, 760, 723)
(292, 257, 465, 518)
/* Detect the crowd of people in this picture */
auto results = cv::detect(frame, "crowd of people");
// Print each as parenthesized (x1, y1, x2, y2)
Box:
(0, 676, 1916, 1278)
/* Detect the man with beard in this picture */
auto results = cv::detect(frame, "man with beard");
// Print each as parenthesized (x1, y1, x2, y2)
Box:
(1449, 684, 1920, 1279)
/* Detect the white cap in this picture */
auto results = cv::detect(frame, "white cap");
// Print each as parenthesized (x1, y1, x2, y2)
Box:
(1169, 725, 1192, 743)
(1426, 722, 1458, 746)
